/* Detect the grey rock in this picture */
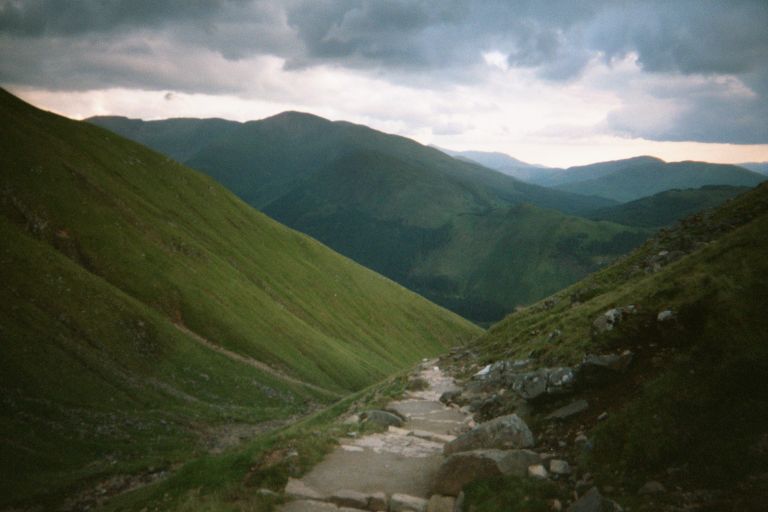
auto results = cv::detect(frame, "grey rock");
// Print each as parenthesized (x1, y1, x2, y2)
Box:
(546, 400, 589, 421)
(657, 310, 676, 322)
(444, 414, 534, 454)
(330, 489, 369, 509)
(367, 491, 387, 511)
(638, 480, 666, 495)
(592, 306, 637, 333)
(528, 464, 549, 479)
(361, 409, 403, 428)
(549, 459, 571, 475)
(390, 493, 428, 512)
(506, 367, 577, 401)
(439, 390, 462, 405)
(432, 449, 540, 496)
(567, 487, 623, 512)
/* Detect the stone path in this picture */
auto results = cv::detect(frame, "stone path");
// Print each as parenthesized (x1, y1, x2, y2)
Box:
(278, 361, 470, 511)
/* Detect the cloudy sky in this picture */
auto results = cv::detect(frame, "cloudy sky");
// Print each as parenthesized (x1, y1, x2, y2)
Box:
(2, 0, 767, 166)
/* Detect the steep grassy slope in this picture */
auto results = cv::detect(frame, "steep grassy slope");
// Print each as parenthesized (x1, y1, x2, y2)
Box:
(585, 185, 749, 227)
(0, 89, 480, 508)
(459, 182, 768, 509)
(90, 114, 648, 324)
(550, 158, 764, 202)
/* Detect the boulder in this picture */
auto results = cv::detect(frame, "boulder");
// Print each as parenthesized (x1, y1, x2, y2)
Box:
(432, 449, 540, 496)
(528, 464, 549, 479)
(546, 400, 589, 421)
(592, 306, 636, 333)
(549, 459, 571, 475)
(444, 414, 534, 454)
(567, 487, 623, 512)
(657, 310, 676, 322)
(361, 410, 403, 428)
(506, 367, 577, 402)
(330, 489, 369, 509)
(390, 493, 428, 512)
(439, 389, 462, 405)
(284, 478, 325, 501)
(367, 491, 387, 511)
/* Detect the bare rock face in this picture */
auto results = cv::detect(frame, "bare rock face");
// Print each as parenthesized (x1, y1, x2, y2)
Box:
(444, 413, 534, 455)
(432, 449, 540, 496)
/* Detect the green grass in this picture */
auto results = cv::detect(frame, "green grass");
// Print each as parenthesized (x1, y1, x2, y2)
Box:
(0, 89, 481, 508)
(462, 475, 568, 511)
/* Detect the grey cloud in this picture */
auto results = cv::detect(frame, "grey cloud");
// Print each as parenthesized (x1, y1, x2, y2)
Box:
(1, 0, 767, 143)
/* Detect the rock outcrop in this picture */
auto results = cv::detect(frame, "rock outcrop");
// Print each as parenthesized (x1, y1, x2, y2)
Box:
(444, 414, 534, 454)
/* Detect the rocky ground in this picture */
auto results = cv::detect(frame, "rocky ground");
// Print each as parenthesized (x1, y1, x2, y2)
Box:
(273, 334, 741, 512)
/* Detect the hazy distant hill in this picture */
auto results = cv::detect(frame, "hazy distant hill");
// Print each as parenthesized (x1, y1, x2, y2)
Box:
(1, 89, 480, 506)
(436, 148, 556, 182)
(739, 162, 768, 175)
(525, 156, 764, 202)
(90, 113, 647, 323)
(585, 185, 749, 227)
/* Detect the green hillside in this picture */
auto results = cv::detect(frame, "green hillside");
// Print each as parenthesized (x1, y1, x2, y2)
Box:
(458, 182, 768, 508)
(551, 158, 764, 202)
(89, 114, 648, 324)
(585, 185, 749, 227)
(0, 89, 480, 508)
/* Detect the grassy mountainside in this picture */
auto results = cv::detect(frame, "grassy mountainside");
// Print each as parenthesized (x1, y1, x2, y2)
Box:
(0, 89, 480, 508)
(585, 185, 749, 227)
(89, 114, 649, 324)
(550, 158, 764, 202)
(458, 182, 768, 509)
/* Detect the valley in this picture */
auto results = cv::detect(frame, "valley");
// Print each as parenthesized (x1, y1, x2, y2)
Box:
(3, 92, 766, 512)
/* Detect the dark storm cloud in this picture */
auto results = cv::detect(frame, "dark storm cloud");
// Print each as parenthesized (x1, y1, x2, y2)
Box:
(1, 0, 766, 143)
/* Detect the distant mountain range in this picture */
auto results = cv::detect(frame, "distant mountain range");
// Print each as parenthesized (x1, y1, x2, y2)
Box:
(90, 114, 649, 323)
(435, 148, 554, 183)
(439, 150, 766, 203)
(739, 162, 768, 175)
(0, 89, 480, 505)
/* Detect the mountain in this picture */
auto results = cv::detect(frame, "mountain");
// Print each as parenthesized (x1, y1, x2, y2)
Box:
(450, 180, 768, 510)
(89, 114, 647, 323)
(436, 148, 556, 182)
(524, 156, 764, 202)
(0, 89, 480, 508)
(739, 162, 768, 175)
(585, 185, 749, 227)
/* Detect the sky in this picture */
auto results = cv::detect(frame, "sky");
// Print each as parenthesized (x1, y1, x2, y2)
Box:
(1, 0, 767, 167)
